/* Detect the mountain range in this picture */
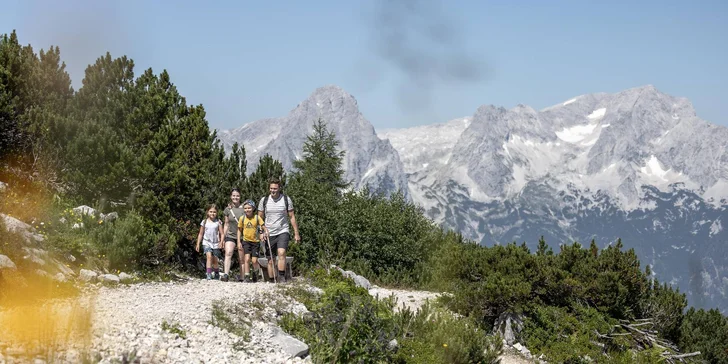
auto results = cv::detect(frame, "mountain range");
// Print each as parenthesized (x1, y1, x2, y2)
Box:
(218, 85, 728, 313)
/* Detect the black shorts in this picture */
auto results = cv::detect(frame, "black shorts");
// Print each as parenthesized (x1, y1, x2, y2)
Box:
(264, 233, 289, 258)
(242, 241, 260, 257)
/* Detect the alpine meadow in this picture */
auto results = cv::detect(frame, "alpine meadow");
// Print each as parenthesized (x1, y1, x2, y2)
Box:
(2, 30, 728, 364)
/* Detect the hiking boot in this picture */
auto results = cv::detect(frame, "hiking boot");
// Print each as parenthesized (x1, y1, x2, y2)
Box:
(243, 276, 251, 283)
(213, 271, 220, 280)
(251, 272, 258, 283)
(277, 275, 287, 284)
(220, 273, 229, 282)
(206, 273, 212, 280)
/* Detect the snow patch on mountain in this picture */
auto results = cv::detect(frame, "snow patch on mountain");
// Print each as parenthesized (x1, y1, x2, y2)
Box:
(710, 219, 723, 237)
(563, 97, 578, 105)
(587, 108, 607, 120)
(555, 123, 600, 144)
(378, 117, 471, 175)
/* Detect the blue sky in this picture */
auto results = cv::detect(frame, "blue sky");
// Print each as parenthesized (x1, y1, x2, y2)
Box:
(2, 0, 726, 130)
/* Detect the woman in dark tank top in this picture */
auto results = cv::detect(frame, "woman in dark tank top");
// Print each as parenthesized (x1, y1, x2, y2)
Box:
(221, 188, 245, 281)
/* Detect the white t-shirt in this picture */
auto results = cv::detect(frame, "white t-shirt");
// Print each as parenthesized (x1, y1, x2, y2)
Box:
(200, 218, 222, 248)
(258, 194, 294, 236)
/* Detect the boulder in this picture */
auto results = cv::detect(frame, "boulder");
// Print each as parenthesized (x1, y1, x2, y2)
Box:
(53, 273, 67, 282)
(492, 311, 524, 346)
(100, 274, 120, 284)
(102, 212, 119, 222)
(119, 272, 134, 282)
(1, 213, 44, 242)
(72, 205, 98, 217)
(330, 265, 372, 290)
(34, 269, 50, 278)
(79, 269, 98, 282)
(269, 325, 309, 358)
(0, 254, 16, 269)
(512, 342, 532, 358)
(52, 258, 74, 276)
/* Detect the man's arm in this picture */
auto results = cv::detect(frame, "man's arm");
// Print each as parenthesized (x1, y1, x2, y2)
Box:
(288, 210, 300, 243)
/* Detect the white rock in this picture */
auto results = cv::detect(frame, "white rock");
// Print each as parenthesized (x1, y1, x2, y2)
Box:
(0, 181, 7, 192)
(79, 269, 98, 282)
(0, 254, 16, 269)
(34, 269, 50, 278)
(53, 273, 67, 282)
(513, 342, 532, 358)
(1, 213, 44, 242)
(26, 254, 46, 266)
(73, 205, 98, 217)
(101, 274, 121, 284)
(119, 272, 134, 282)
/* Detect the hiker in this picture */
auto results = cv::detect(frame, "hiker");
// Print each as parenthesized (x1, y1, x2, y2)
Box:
(221, 188, 245, 282)
(258, 178, 300, 283)
(195, 204, 224, 280)
(237, 199, 268, 282)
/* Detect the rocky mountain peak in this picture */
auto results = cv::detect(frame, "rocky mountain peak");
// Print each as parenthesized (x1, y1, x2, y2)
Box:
(217, 85, 408, 197)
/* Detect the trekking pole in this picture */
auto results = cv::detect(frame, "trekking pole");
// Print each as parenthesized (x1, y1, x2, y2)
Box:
(264, 234, 277, 284)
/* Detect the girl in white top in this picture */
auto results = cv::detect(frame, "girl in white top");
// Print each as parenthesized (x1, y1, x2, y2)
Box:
(196, 204, 224, 280)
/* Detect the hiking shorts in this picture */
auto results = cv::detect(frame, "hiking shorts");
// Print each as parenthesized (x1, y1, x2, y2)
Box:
(264, 233, 289, 258)
(242, 241, 260, 258)
(203, 245, 224, 260)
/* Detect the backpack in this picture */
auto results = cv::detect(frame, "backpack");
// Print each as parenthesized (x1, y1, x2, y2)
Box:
(262, 193, 290, 217)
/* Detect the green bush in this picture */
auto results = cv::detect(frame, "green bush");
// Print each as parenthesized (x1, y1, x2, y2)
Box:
(90, 211, 175, 272)
(394, 301, 502, 364)
(521, 305, 612, 363)
(282, 268, 502, 364)
(679, 308, 728, 364)
(281, 268, 399, 363)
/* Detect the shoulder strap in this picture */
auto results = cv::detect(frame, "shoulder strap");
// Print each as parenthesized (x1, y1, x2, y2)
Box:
(262, 194, 289, 214)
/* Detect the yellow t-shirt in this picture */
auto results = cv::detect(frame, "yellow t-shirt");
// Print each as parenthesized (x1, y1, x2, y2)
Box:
(237, 215, 264, 243)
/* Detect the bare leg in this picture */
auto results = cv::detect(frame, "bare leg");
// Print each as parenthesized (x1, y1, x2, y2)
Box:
(224, 241, 235, 275)
(206, 252, 212, 269)
(243, 254, 251, 275)
(277, 248, 286, 272)
(237, 245, 244, 279)
(267, 257, 275, 281)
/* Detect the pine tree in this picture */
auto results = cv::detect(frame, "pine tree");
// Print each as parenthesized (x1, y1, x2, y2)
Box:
(290, 118, 350, 193)
(287, 118, 350, 268)
(536, 236, 548, 256)
(589, 239, 599, 258)
(245, 154, 286, 202)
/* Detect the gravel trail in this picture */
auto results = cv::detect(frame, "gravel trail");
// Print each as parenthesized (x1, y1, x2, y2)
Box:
(1, 277, 535, 363)
(88, 278, 310, 364)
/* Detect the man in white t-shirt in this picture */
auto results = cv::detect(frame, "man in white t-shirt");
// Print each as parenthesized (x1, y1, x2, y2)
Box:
(258, 178, 300, 283)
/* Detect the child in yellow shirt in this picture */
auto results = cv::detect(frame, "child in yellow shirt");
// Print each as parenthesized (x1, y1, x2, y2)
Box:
(237, 199, 269, 283)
